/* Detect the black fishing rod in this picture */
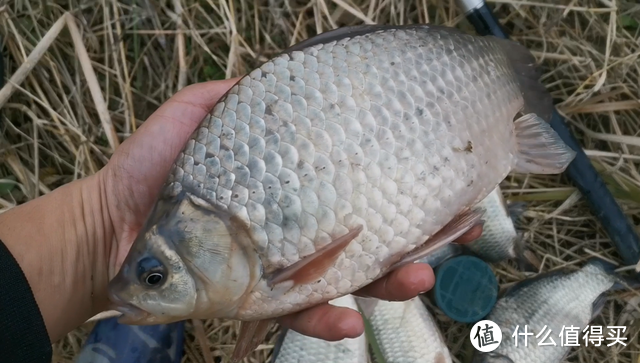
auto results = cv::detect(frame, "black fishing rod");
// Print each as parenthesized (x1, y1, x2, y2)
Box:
(457, 0, 640, 267)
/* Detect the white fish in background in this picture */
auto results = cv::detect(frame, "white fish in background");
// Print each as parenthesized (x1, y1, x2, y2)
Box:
(467, 186, 525, 263)
(358, 296, 453, 363)
(472, 259, 632, 363)
(107, 23, 576, 361)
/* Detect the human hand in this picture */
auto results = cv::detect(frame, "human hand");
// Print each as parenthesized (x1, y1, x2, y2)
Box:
(98, 79, 483, 341)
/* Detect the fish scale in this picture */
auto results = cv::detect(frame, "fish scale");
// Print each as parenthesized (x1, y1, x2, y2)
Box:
(162, 27, 520, 320)
(364, 296, 453, 363)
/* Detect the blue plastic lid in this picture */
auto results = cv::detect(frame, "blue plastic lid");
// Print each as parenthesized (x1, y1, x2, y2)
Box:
(433, 255, 498, 323)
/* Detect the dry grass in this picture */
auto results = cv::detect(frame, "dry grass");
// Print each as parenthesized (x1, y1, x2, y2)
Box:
(1, 0, 639, 362)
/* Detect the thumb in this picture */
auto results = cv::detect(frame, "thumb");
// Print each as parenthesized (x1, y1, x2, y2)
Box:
(104, 78, 240, 221)
(121, 77, 241, 167)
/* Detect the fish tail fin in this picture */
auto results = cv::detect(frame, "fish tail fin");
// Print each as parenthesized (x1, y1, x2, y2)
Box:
(512, 113, 576, 174)
(511, 231, 538, 273)
(506, 201, 528, 224)
(492, 37, 576, 174)
(586, 256, 619, 274)
(493, 37, 554, 123)
(591, 294, 609, 321)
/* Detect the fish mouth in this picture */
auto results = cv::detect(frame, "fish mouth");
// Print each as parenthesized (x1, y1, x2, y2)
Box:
(108, 290, 150, 324)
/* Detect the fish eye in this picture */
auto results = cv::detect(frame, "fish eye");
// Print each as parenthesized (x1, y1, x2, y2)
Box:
(145, 272, 164, 286)
(137, 257, 166, 287)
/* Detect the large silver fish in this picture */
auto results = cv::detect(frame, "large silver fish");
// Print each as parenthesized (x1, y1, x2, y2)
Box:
(270, 294, 369, 363)
(107, 23, 576, 360)
(472, 259, 628, 363)
(359, 296, 453, 363)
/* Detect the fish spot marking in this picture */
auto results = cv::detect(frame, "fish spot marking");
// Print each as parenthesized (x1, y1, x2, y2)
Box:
(435, 352, 446, 363)
(452, 140, 473, 153)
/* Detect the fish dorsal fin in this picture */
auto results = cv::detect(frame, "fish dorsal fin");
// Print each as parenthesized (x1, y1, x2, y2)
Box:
(512, 113, 576, 174)
(282, 24, 467, 53)
(266, 225, 364, 287)
(231, 319, 274, 362)
(389, 208, 485, 271)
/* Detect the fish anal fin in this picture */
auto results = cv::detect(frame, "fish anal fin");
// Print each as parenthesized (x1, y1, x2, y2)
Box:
(231, 319, 274, 362)
(513, 113, 576, 174)
(389, 208, 485, 271)
(267, 225, 364, 287)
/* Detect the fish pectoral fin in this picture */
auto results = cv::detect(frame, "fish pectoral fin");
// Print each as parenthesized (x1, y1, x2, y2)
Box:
(513, 113, 576, 174)
(266, 225, 364, 288)
(388, 208, 485, 271)
(231, 319, 275, 362)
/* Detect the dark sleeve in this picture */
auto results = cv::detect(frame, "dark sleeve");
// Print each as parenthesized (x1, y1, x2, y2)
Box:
(0, 238, 52, 363)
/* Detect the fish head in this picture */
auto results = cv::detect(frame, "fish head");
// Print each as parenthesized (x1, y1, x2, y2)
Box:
(108, 191, 261, 324)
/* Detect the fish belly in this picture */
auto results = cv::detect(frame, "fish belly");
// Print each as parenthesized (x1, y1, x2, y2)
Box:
(368, 297, 452, 363)
(163, 27, 523, 319)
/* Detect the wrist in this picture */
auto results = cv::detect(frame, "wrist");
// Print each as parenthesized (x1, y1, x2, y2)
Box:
(80, 170, 117, 315)
(0, 172, 114, 342)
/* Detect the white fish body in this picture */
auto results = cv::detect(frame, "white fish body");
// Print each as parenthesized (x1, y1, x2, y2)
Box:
(271, 294, 368, 363)
(361, 296, 452, 363)
(472, 259, 621, 363)
(466, 186, 523, 263)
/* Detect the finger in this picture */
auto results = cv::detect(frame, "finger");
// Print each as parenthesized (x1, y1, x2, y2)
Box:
(354, 262, 435, 301)
(454, 224, 484, 245)
(277, 303, 364, 341)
